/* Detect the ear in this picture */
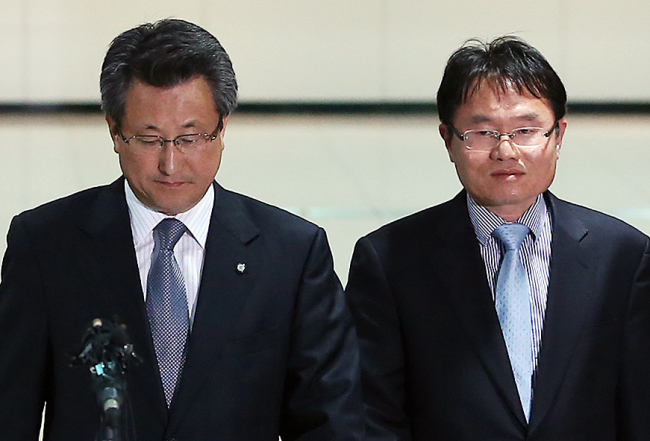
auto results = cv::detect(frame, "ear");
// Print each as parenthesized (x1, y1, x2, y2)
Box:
(219, 115, 230, 140)
(554, 118, 568, 158)
(106, 116, 120, 153)
(439, 123, 455, 163)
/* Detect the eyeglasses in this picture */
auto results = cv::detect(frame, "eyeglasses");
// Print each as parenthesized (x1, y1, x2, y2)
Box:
(450, 122, 558, 151)
(117, 122, 222, 155)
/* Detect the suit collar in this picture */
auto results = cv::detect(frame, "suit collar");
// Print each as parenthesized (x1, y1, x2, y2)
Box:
(76, 179, 265, 429)
(529, 192, 592, 431)
(79, 177, 131, 238)
(545, 191, 589, 243)
(430, 191, 530, 425)
(167, 182, 261, 428)
(435, 191, 474, 243)
(432, 191, 593, 428)
(210, 182, 260, 245)
(76, 177, 170, 426)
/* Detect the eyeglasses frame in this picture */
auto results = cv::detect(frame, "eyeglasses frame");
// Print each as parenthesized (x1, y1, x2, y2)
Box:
(449, 121, 559, 151)
(117, 117, 224, 154)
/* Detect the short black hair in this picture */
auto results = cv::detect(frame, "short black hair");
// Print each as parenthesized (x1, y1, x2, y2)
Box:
(436, 36, 566, 125)
(100, 18, 238, 128)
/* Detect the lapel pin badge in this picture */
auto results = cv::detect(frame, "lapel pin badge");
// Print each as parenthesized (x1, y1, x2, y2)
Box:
(236, 262, 246, 274)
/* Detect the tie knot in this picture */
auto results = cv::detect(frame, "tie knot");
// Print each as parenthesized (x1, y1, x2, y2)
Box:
(154, 218, 187, 251)
(492, 223, 530, 251)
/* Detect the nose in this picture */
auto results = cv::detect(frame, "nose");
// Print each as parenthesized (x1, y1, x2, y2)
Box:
(158, 143, 179, 175)
(492, 136, 520, 161)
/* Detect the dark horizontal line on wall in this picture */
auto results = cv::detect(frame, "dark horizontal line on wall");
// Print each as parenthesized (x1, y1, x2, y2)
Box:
(238, 102, 437, 114)
(0, 103, 103, 114)
(567, 102, 650, 114)
(1, 101, 650, 115)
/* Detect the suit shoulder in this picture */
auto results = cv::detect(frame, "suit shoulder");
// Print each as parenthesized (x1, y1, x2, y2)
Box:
(552, 196, 648, 242)
(218, 188, 322, 236)
(12, 184, 114, 228)
(362, 198, 457, 243)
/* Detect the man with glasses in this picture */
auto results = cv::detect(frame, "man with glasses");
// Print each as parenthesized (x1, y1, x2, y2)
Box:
(0, 19, 363, 441)
(346, 36, 650, 440)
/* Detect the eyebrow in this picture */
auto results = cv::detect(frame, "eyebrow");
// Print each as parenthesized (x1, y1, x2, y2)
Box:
(470, 115, 492, 124)
(181, 120, 200, 129)
(469, 112, 543, 125)
(515, 112, 542, 122)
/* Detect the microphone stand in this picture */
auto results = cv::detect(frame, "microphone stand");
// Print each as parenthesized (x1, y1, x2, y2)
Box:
(72, 318, 140, 441)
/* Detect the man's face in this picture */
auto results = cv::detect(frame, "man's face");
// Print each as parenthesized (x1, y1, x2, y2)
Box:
(108, 76, 227, 215)
(439, 82, 567, 221)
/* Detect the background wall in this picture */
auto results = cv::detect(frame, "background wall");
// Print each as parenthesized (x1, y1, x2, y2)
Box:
(1, 0, 649, 282)
(1, 0, 650, 104)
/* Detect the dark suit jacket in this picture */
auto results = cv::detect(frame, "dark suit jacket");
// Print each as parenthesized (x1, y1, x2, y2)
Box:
(346, 191, 650, 441)
(0, 178, 363, 441)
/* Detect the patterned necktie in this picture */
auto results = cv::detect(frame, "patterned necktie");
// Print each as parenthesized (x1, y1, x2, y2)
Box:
(146, 218, 190, 406)
(492, 223, 533, 421)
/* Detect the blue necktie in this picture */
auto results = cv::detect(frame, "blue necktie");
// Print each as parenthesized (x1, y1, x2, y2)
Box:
(146, 218, 189, 406)
(492, 223, 533, 421)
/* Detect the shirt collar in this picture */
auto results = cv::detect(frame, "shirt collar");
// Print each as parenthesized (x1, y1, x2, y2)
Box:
(124, 180, 214, 249)
(467, 193, 548, 245)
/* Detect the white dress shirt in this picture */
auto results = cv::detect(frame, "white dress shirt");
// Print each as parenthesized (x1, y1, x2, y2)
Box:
(124, 180, 214, 326)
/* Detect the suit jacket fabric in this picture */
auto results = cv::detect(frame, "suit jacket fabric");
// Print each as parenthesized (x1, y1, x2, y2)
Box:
(0, 178, 363, 441)
(346, 191, 650, 441)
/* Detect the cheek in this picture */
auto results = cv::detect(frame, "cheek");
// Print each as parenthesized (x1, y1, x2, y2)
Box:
(192, 151, 222, 180)
(207, 143, 225, 169)
(521, 148, 556, 170)
(456, 153, 484, 176)
(522, 153, 559, 188)
(119, 152, 154, 177)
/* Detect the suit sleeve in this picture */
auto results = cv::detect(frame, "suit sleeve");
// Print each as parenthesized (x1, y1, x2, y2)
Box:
(0, 216, 50, 440)
(619, 236, 650, 440)
(279, 227, 365, 441)
(345, 237, 412, 441)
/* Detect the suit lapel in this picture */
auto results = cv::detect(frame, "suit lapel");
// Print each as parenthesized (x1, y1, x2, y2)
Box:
(427, 193, 528, 425)
(529, 194, 591, 430)
(168, 183, 260, 428)
(75, 178, 169, 426)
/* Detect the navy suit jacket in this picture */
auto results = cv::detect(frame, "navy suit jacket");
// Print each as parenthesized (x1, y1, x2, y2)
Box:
(0, 178, 363, 441)
(346, 191, 650, 440)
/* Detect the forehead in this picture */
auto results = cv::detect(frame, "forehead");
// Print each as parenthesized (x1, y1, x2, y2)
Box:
(454, 81, 554, 125)
(122, 77, 219, 128)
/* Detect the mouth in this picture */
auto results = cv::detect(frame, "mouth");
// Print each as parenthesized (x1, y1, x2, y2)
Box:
(156, 180, 187, 188)
(490, 169, 524, 180)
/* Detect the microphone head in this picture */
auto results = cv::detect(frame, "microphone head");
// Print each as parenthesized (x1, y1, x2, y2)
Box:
(71, 318, 140, 374)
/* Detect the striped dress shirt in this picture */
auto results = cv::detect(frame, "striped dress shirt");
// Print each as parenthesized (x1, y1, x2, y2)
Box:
(124, 180, 214, 327)
(467, 194, 553, 370)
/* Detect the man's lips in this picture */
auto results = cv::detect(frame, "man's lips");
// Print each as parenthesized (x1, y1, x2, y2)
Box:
(490, 169, 525, 179)
(156, 180, 187, 188)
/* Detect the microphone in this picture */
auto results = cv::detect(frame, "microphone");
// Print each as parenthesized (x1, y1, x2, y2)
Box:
(72, 318, 140, 441)
(99, 386, 122, 429)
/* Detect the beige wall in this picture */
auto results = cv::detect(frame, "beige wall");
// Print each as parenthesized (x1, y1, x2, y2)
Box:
(2, 0, 650, 104)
